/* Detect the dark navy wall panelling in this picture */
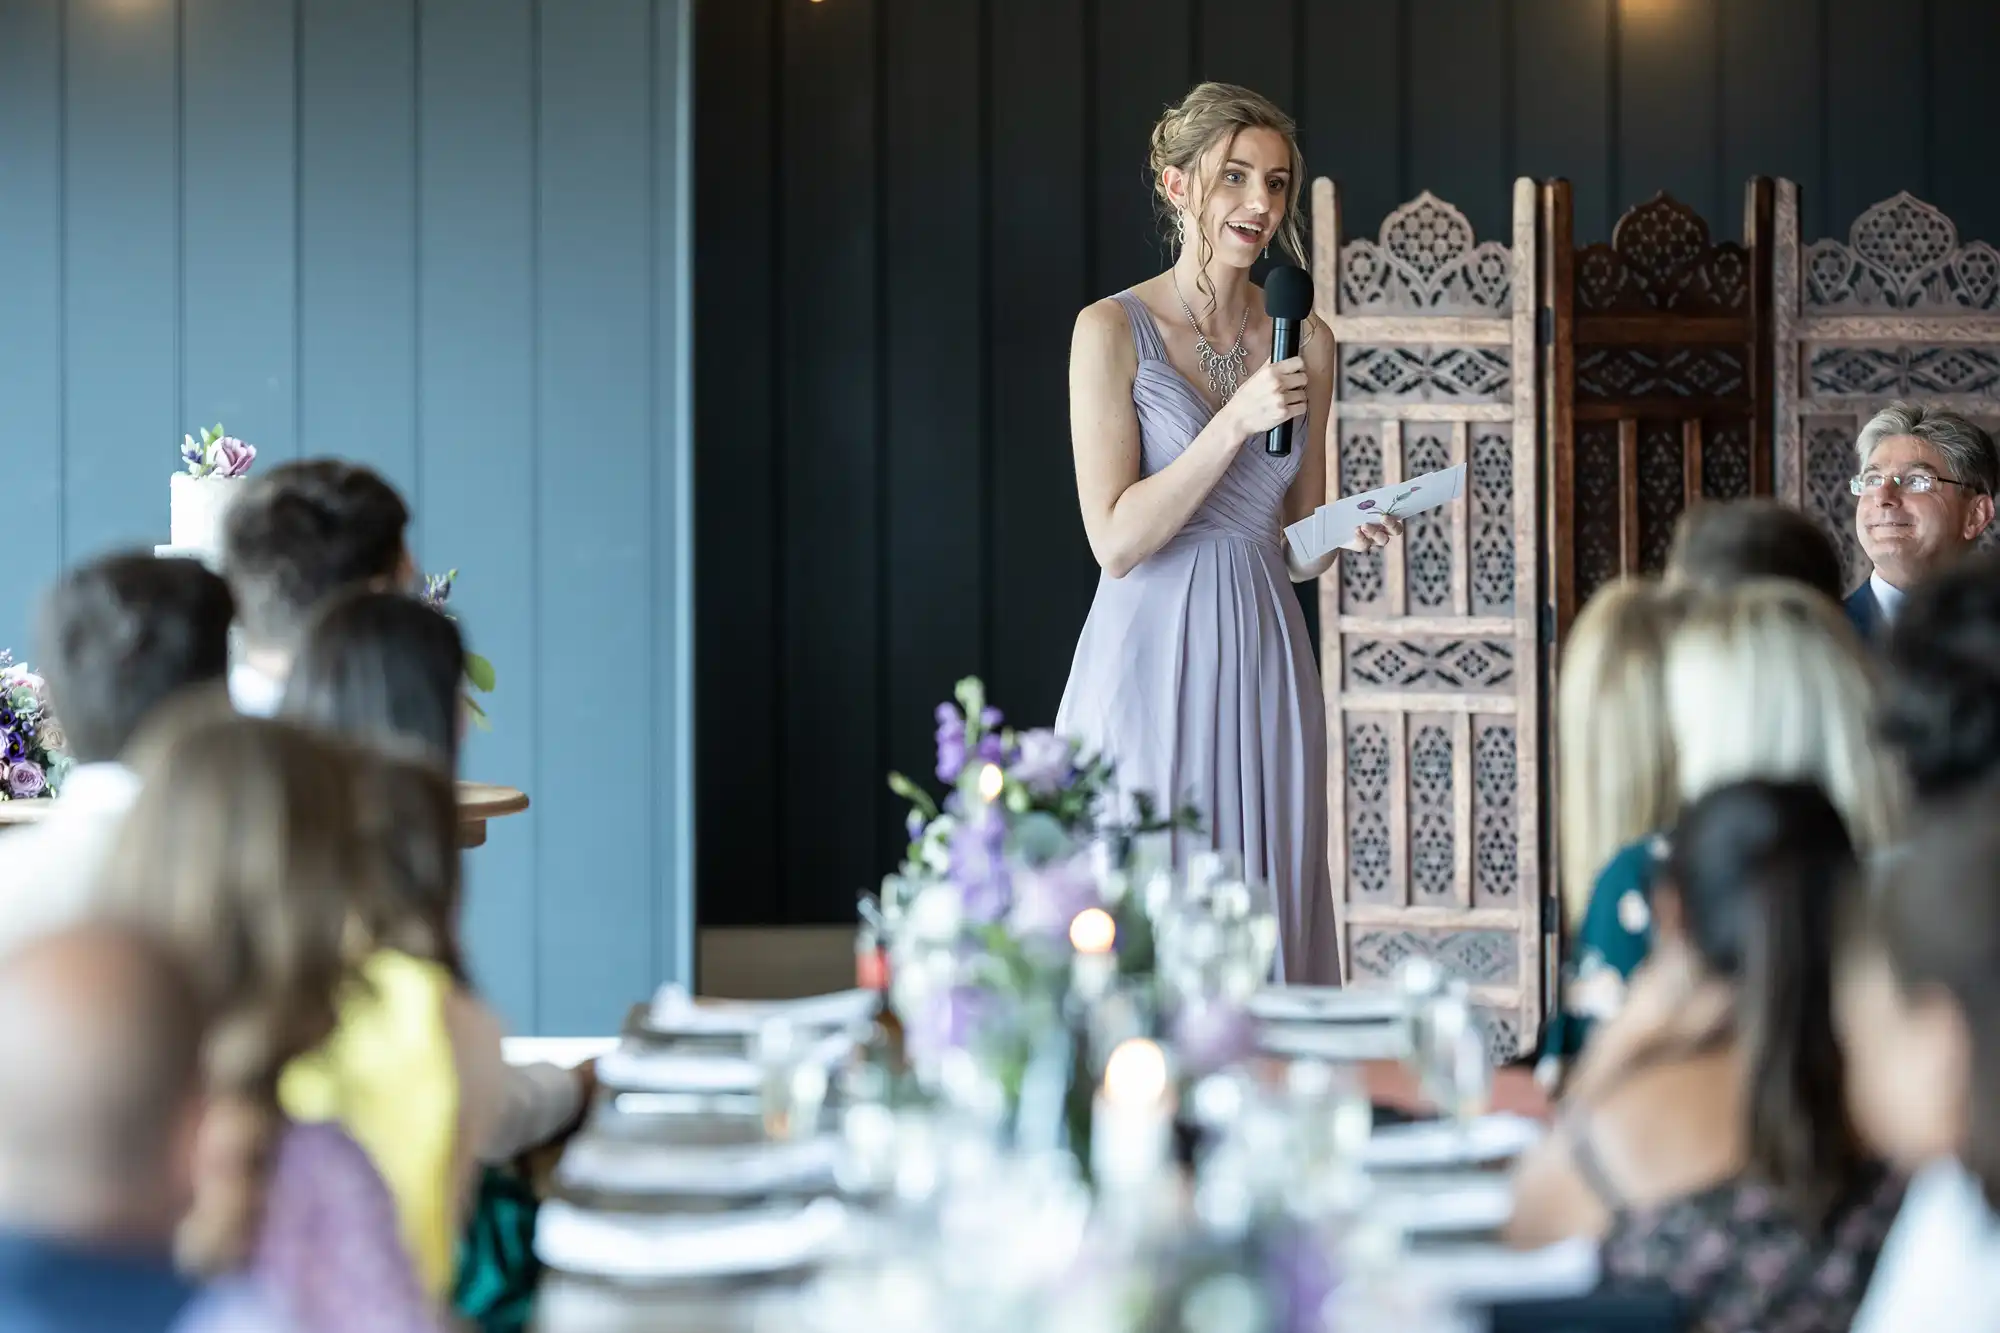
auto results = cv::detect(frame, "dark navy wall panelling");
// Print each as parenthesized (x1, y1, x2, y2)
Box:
(0, 0, 694, 1035)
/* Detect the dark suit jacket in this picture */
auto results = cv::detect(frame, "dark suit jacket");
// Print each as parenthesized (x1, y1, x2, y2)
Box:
(1845, 581, 1885, 642)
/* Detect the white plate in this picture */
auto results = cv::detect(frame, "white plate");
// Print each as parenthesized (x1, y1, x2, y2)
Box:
(597, 1029, 856, 1094)
(1369, 1174, 1516, 1234)
(556, 1134, 840, 1197)
(1361, 1113, 1543, 1171)
(1259, 1023, 1409, 1063)
(646, 986, 877, 1037)
(1249, 985, 1407, 1025)
(534, 1197, 850, 1282)
(1399, 1236, 1599, 1304)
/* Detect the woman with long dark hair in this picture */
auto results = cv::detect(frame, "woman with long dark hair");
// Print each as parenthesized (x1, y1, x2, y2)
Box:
(1507, 780, 1903, 1330)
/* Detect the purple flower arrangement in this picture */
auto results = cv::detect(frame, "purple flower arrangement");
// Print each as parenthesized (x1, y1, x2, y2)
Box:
(179, 424, 257, 479)
(419, 569, 497, 731)
(880, 677, 1202, 1084)
(0, 651, 70, 801)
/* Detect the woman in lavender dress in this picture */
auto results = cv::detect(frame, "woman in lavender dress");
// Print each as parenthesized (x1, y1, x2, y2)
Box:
(1060, 83, 1398, 985)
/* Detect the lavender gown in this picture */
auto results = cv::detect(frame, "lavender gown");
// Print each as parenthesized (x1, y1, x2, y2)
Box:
(1056, 290, 1338, 985)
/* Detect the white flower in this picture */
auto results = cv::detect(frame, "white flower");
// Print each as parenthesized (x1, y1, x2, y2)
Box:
(907, 883, 963, 943)
(918, 814, 957, 874)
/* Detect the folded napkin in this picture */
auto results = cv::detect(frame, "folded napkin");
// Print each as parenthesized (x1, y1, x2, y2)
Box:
(1259, 1022, 1410, 1063)
(596, 1029, 856, 1094)
(556, 1134, 840, 1197)
(1249, 985, 1407, 1025)
(1361, 1113, 1543, 1171)
(534, 1197, 850, 1281)
(1399, 1236, 1599, 1305)
(646, 985, 877, 1036)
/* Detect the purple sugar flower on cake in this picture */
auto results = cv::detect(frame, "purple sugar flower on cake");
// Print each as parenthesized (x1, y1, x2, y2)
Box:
(210, 436, 257, 478)
(6, 761, 45, 799)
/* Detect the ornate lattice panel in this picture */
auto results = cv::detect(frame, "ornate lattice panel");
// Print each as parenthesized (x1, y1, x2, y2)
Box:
(1314, 181, 1545, 1056)
(1546, 182, 1775, 638)
(1775, 185, 2000, 577)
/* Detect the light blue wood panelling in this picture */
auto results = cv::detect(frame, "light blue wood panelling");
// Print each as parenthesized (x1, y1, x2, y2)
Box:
(299, 0, 419, 501)
(0, 0, 65, 663)
(534, 0, 660, 1034)
(0, 0, 694, 1036)
(64, 0, 177, 560)
(182, 0, 297, 460)
(418, 0, 539, 1031)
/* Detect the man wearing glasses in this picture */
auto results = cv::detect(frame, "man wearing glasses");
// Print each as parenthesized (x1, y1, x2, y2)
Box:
(1846, 403, 1998, 639)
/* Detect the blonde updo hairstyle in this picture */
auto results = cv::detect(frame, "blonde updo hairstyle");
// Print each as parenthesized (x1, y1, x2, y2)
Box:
(1149, 82, 1308, 303)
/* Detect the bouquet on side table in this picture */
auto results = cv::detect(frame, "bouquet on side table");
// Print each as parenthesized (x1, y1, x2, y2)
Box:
(0, 652, 71, 800)
(419, 570, 498, 731)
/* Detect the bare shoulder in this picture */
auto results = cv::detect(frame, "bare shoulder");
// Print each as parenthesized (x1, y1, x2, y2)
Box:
(1073, 296, 1138, 372)
(1585, 1056, 1743, 1203)
(1301, 311, 1336, 370)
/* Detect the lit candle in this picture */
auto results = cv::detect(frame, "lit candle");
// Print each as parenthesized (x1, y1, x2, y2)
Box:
(1091, 1037, 1172, 1190)
(1069, 907, 1118, 1001)
(976, 762, 1005, 804)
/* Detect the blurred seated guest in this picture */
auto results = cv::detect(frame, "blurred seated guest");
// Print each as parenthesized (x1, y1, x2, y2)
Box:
(1844, 404, 1997, 639)
(1563, 578, 1901, 1084)
(1877, 550, 2000, 804)
(1507, 781, 1904, 1331)
(1838, 783, 2000, 1331)
(0, 925, 288, 1332)
(1544, 579, 1689, 1063)
(281, 590, 590, 1160)
(280, 751, 467, 1301)
(220, 460, 413, 716)
(95, 707, 444, 1333)
(281, 589, 463, 767)
(1666, 497, 1847, 604)
(0, 554, 233, 951)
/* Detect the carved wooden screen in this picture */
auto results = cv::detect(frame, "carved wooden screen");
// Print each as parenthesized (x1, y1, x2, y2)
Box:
(1312, 180, 1543, 1058)
(1544, 180, 1776, 637)
(1773, 184, 2000, 585)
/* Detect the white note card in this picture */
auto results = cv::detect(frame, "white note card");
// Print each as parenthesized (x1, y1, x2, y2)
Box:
(1285, 463, 1466, 564)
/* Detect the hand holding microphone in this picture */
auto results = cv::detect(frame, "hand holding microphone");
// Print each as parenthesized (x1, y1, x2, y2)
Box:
(1225, 356, 1309, 438)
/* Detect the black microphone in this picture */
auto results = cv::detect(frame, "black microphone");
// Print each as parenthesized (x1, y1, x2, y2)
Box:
(1263, 263, 1313, 457)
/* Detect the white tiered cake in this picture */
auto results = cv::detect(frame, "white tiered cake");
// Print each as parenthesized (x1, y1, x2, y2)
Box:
(158, 426, 257, 569)
(167, 473, 246, 561)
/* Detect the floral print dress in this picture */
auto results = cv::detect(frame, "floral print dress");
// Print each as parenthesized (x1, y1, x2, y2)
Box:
(1544, 835, 1665, 1060)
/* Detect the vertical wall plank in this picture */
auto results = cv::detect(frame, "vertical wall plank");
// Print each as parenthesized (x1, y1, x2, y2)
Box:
(692, 0, 779, 929)
(65, 0, 178, 561)
(1196, 0, 1291, 96)
(418, 0, 538, 1030)
(883, 0, 983, 859)
(654, 0, 697, 991)
(1094, 0, 1192, 295)
(1409, 0, 1509, 242)
(299, 0, 417, 504)
(1721, 0, 1824, 240)
(0, 0, 64, 654)
(990, 0, 1092, 726)
(182, 0, 296, 457)
(1301, 0, 1402, 243)
(1513, 0, 1612, 243)
(779, 0, 880, 922)
(1618, 0, 1721, 228)
(535, 0, 656, 1032)
(1929, 0, 2000, 245)
(1824, 0, 1925, 229)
